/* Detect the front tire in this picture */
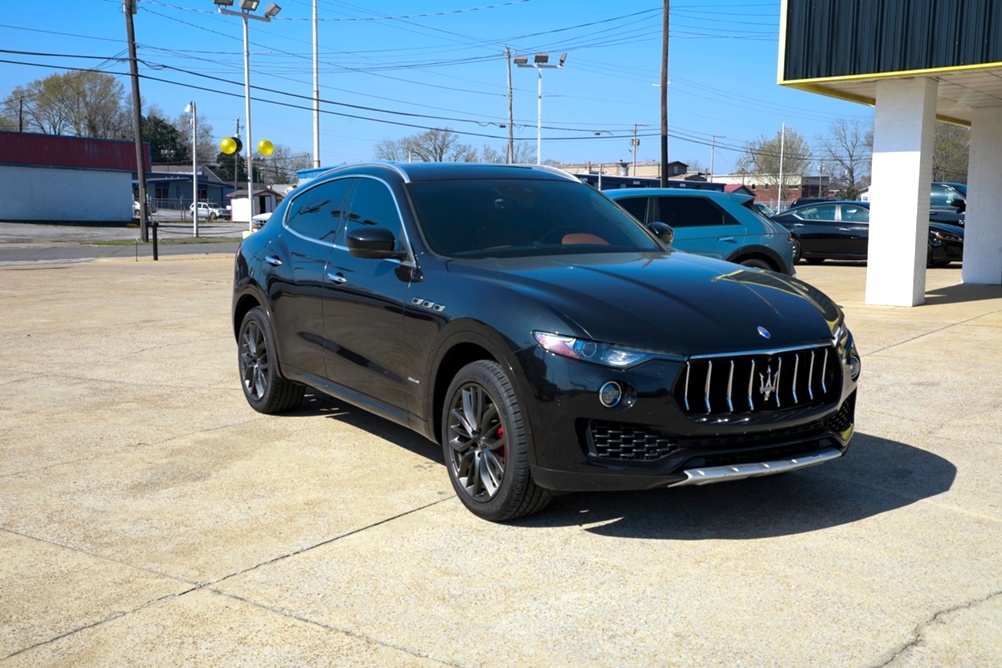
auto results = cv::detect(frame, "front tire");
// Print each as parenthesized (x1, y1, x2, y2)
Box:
(238, 307, 305, 413)
(739, 257, 774, 271)
(442, 360, 551, 522)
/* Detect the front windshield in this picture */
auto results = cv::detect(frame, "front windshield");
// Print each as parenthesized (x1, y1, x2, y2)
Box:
(408, 178, 664, 258)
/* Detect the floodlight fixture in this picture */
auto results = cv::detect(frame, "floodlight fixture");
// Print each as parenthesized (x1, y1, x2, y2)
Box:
(264, 2, 281, 18)
(213, 0, 234, 6)
(533, 53, 548, 64)
(513, 55, 528, 66)
(240, 0, 260, 11)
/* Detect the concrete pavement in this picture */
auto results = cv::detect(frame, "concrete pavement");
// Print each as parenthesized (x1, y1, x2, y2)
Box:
(1, 251, 1000, 666)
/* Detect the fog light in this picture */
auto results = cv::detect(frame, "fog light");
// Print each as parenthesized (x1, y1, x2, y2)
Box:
(849, 354, 861, 380)
(599, 381, 622, 408)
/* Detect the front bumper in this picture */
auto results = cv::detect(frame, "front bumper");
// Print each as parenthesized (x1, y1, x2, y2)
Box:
(516, 342, 858, 493)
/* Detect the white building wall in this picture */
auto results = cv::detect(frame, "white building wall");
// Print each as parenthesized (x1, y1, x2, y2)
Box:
(963, 106, 1002, 284)
(866, 78, 937, 306)
(2, 166, 133, 222)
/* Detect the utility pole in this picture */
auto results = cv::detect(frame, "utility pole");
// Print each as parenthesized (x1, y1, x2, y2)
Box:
(505, 45, 514, 164)
(312, 0, 320, 168)
(659, 0, 670, 187)
(123, 0, 149, 243)
(631, 124, 641, 176)
(18, 96, 24, 132)
(709, 134, 725, 182)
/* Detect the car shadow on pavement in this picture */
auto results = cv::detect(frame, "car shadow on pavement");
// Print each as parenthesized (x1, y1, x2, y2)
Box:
(295, 393, 442, 462)
(290, 397, 955, 539)
(522, 432, 955, 539)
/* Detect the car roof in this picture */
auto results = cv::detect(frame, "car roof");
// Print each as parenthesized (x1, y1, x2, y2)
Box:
(783, 200, 867, 211)
(605, 188, 753, 204)
(307, 162, 580, 185)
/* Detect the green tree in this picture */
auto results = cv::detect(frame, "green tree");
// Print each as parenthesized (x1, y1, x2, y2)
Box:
(142, 112, 185, 164)
(214, 151, 248, 185)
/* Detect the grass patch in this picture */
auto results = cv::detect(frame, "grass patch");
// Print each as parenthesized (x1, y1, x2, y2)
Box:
(92, 237, 243, 246)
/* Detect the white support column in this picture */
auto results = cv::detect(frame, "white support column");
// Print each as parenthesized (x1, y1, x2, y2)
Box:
(866, 78, 937, 306)
(963, 106, 1002, 285)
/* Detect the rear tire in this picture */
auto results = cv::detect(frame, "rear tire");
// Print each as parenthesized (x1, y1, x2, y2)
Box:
(442, 360, 551, 522)
(791, 237, 802, 263)
(237, 307, 305, 413)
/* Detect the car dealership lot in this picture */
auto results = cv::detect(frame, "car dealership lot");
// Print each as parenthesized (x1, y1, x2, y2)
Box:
(1, 254, 1000, 666)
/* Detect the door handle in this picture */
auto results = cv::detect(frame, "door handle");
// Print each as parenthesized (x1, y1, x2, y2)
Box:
(265, 255, 282, 266)
(717, 236, 737, 243)
(327, 272, 347, 284)
(837, 227, 849, 232)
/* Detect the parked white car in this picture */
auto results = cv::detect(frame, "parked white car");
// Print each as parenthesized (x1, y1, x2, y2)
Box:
(189, 202, 220, 220)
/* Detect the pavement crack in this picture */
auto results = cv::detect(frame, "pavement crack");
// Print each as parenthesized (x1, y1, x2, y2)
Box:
(204, 496, 453, 590)
(209, 590, 461, 667)
(863, 309, 1002, 356)
(874, 589, 1002, 667)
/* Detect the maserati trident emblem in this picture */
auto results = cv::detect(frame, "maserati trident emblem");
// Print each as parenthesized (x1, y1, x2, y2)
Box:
(759, 364, 778, 402)
(757, 326, 771, 339)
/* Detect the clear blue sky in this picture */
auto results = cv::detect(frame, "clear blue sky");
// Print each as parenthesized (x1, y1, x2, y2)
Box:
(2, 0, 872, 173)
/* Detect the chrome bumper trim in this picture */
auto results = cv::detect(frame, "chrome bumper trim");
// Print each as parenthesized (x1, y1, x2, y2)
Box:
(669, 447, 842, 487)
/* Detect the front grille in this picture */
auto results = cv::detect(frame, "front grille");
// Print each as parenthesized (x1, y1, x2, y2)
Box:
(674, 344, 840, 418)
(588, 420, 679, 461)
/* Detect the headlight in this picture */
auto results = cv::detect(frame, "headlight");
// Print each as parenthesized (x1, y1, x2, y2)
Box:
(835, 326, 861, 381)
(533, 331, 658, 368)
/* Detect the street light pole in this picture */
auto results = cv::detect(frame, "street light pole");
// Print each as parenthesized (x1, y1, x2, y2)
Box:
(214, 0, 281, 229)
(514, 52, 566, 165)
(185, 101, 199, 237)
(242, 13, 254, 224)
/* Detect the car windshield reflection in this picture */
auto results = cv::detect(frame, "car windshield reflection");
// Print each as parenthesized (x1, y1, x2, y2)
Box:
(408, 179, 663, 258)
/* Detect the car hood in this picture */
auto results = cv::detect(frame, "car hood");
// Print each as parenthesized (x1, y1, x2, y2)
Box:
(449, 251, 841, 356)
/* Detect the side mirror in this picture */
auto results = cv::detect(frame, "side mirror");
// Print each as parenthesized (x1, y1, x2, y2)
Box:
(648, 221, 674, 247)
(347, 227, 407, 260)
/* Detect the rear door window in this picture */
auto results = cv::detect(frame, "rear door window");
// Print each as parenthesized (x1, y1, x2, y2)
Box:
(614, 196, 649, 223)
(655, 196, 736, 228)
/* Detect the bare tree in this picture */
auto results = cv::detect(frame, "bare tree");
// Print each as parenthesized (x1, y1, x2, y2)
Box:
(933, 122, 969, 183)
(741, 127, 813, 204)
(374, 129, 477, 162)
(374, 137, 409, 161)
(3, 71, 130, 138)
(173, 107, 216, 164)
(480, 142, 536, 164)
(815, 117, 872, 199)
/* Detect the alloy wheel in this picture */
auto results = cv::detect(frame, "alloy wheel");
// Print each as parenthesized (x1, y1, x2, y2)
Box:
(447, 383, 507, 502)
(239, 320, 269, 401)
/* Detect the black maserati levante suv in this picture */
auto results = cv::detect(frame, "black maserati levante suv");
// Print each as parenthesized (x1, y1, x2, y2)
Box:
(233, 163, 860, 521)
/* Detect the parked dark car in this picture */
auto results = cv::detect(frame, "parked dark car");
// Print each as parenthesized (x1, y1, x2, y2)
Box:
(772, 200, 964, 267)
(233, 163, 861, 521)
(789, 196, 832, 208)
(605, 188, 794, 274)
(929, 182, 966, 225)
